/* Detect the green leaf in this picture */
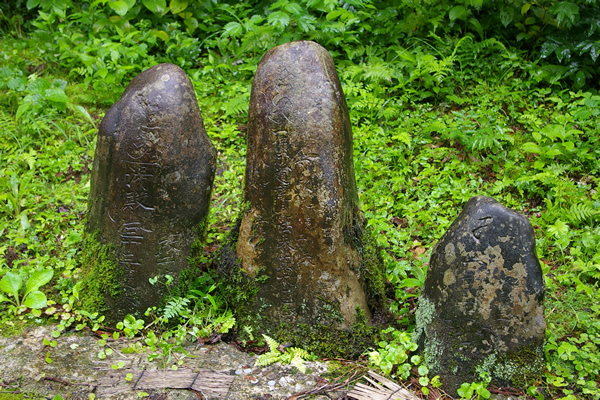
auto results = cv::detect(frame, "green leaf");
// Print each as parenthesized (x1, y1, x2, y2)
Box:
(24, 291, 48, 309)
(522, 142, 541, 153)
(551, 2, 579, 28)
(263, 334, 280, 352)
(26, 78, 51, 94)
(394, 47, 416, 63)
(326, 9, 343, 20)
(573, 70, 586, 89)
(44, 88, 69, 104)
(545, 148, 563, 157)
(73, 105, 95, 126)
(26, 0, 41, 9)
(0, 294, 12, 304)
(142, 0, 166, 14)
(284, 2, 303, 15)
(449, 6, 467, 21)
(222, 21, 243, 38)
(109, 0, 130, 16)
(21, 213, 30, 231)
(469, 18, 483, 37)
(267, 11, 290, 29)
(0, 272, 23, 298)
(169, 0, 188, 14)
(297, 14, 317, 32)
(152, 30, 170, 41)
(25, 269, 54, 297)
(400, 278, 422, 288)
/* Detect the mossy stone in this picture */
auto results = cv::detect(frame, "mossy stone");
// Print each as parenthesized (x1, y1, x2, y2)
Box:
(82, 63, 216, 324)
(227, 41, 388, 356)
(414, 196, 546, 395)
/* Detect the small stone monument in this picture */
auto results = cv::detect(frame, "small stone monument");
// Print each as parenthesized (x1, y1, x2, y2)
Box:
(82, 63, 216, 323)
(414, 196, 545, 394)
(231, 41, 385, 354)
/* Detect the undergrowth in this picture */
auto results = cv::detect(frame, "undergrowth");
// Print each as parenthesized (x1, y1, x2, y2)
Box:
(1, 1, 599, 398)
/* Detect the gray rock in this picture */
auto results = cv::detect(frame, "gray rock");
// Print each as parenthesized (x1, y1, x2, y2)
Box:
(0, 325, 339, 400)
(414, 196, 545, 395)
(83, 63, 216, 323)
(234, 41, 384, 346)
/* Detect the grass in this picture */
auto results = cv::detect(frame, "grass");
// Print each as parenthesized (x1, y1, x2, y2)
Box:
(0, 6, 599, 398)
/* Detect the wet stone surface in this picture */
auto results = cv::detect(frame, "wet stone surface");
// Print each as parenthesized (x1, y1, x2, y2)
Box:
(414, 196, 545, 395)
(236, 40, 370, 329)
(85, 63, 216, 323)
(0, 325, 336, 400)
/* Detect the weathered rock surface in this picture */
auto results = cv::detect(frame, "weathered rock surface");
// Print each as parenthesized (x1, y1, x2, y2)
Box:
(414, 196, 545, 395)
(0, 325, 337, 400)
(234, 41, 383, 343)
(84, 63, 216, 323)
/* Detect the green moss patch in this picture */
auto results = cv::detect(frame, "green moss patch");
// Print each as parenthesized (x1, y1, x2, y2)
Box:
(77, 230, 122, 316)
(218, 214, 392, 359)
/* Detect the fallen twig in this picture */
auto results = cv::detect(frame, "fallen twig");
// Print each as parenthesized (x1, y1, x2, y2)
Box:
(41, 376, 73, 386)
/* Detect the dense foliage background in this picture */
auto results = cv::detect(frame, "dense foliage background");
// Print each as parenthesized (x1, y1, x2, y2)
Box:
(1, 0, 599, 398)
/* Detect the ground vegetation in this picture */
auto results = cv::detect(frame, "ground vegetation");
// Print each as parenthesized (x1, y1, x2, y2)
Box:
(0, 0, 599, 398)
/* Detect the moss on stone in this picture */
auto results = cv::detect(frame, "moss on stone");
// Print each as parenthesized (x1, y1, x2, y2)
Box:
(0, 319, 32, 338)
(265, 307, 378, 358)
(217, 214, 389, 359)
(346, 213, 387, 303)
(493, 345, 544, 388)
(77, 230, 123, 316)
(415, 294, 544, 393)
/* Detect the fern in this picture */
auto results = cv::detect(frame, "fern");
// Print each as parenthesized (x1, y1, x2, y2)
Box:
(263, 333, 279, 352)
(255, 334, 310, 373)
(256, 351, 281, 367)
(284, 348, 310, 373)
(222, 93, 250, 117)
(163, 296, 191, 320)
(567, 203, 598, 225)
(471, 37, 508, 55)
(362, 57, 395, 83)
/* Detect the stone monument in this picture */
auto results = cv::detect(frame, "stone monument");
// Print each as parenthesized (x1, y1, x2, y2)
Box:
(230, 41, 385, 355)
(414, 196, 545, 394)
(82, 63, 216, 323)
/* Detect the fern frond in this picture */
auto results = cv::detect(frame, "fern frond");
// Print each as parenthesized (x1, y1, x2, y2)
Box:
(256, 351, 280, 367)
(363, 58, 394, 83)
(290, 354, 307, 373)
(567, 203, 598, 225)
(346, 44, 365, 61)
(289, 347, 309, 360)
(0, 108, 17, 136)
(432, 55, 455, 78)
(163, 296, 191, 320)
(262, 334, 280, 352)
(471, 37, 508, 55)
(222, 93, 250, 117)
(392, 130, 411, 148)
(547, 163, 569, 176)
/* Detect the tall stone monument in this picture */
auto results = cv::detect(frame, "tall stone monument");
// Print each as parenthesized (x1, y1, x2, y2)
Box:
(83, 63, 216, 323)
(231, 41, 385, 354)
(414, 196, 545, 394)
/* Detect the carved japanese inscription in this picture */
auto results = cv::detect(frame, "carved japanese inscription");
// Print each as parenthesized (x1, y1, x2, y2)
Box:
(86, 63, 216, 323)
(414, 196, 546, 395)
(236, 41, 373, 331)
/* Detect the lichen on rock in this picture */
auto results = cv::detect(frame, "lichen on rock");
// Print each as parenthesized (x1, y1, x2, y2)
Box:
(414, 196, 546, 395)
